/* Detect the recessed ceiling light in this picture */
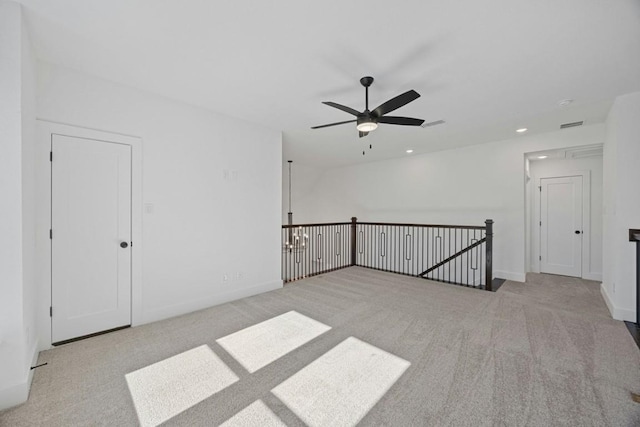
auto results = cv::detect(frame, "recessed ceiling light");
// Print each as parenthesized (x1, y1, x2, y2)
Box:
(558, 99, 573, 106)
(516, 128, 528, 133)
(406, 149, 414, 154)
(537, 155, 548, 159)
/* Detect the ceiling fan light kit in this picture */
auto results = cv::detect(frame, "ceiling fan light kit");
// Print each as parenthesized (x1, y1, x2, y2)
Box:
(356, 118, 377, 132)
(312, 76, 425, 139)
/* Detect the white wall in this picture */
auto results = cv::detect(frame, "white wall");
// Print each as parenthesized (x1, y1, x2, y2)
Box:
(281, 161, 333, 224)
(0, 0, 38, 410)
(602, 91, 640, 321)
(35, 62, 283, 338)
(527, 154, 603, 280)
(285, 124, 606, 282)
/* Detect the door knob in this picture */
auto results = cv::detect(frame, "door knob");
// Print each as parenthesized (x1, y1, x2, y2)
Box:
(574, 230, 582, 235)
(120, 241, 129, 248)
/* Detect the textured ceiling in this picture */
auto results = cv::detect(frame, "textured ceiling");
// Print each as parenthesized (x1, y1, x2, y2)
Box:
(18, 0, 640, 166)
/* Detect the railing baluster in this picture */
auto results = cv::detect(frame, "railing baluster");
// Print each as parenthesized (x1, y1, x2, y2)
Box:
(321, 225, 325, 272)
(385, 225, 388, 272)
(392, 225, 395, 273)
(332, 225, 340, 268)
(448, 228, 451, 283)
(340, 225, 343, 268)
(466, 229, 470, 286)
(345, 224, 348, 268)
(379, 225, 382, 270)
(326, 225, 330, 270)
(397, 225, 400, 273)
(365, 224, 368, 268)
(420, 227, 424, 277)
(411, 227, 414, 275)
(432, 227, 436, 280)
(346, 223, 348, 269)
(459, 228, 462, 284)
(324, 225, 327, 272)
(308, 225, 311, 277)
(338, 224, 342, 269)
(369, 225, 378, 268)
(324, 225, 328, 270)
(480, 229, 484, 288)
(372, 224, 375, 269)
(374, 225, 377, 270)
(393, 226, 402, 273)
(396, 225, 400, 273)
(368, 224, 371, 268)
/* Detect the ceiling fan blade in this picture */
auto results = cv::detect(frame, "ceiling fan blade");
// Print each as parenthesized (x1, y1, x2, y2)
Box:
(377, 116, 425, 126)
(311, 119, 357, 129)
(322, 101, 361, 116)
(359, 131, 369, 138)
(371, 90, 420, 117)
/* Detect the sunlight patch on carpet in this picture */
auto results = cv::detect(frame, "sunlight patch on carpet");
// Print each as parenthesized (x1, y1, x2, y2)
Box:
(220, 400, 287, 427)
(125, 345, 238, 427)
(272, 336, 410, 427)
(217, 311, 331, 373)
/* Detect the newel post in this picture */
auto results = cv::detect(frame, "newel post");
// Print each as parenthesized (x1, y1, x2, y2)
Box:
(485, 219, 494, 291)
(350, 217, 358, 266)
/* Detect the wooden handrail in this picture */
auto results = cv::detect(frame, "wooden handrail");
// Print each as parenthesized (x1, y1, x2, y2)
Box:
(284, 221, 486, 230)
(282, 222, 351, 228)
(357, 221, 486, 230)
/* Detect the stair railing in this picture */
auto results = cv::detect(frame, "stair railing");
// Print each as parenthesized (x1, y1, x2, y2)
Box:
(282, 218, 494, 291)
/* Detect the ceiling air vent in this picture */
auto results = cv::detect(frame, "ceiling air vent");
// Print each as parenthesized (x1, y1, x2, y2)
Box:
(565, 146, 603, 159)
(560, 121, 583, 129)
(421, 119, 446, 128)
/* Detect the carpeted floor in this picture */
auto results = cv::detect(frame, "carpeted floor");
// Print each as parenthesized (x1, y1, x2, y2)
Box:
(2, 267, 640, 426)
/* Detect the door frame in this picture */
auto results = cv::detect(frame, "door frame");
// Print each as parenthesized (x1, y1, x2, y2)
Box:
(36, 120, 143, 348)
(531, 170, 591, 278)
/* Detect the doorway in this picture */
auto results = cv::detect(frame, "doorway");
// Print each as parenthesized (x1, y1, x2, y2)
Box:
(525, 145, 603, 281)
(37, 121, 142, 348)
(539, 175, 583, 277)
(51, 134, 132, 344)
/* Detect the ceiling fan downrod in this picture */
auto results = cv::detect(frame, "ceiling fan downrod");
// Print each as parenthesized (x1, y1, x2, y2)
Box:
(360, 76, 374, 111)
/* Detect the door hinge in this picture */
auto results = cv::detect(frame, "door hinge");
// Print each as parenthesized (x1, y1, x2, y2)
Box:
(50, 151, 53, 162)
(49, 306, 52, 317)
(539, 255, 542, 261)
(49, 229, 52, 239)
(538, 186, 541, 192)
(539, 221, 542, 226)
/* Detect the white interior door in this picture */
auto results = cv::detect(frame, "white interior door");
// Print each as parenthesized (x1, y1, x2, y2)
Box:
(52, 134, 132, 343)
(540, 176, 583, 277)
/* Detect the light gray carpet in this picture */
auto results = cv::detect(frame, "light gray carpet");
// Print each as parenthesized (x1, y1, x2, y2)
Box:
(2, 267, 640, 426)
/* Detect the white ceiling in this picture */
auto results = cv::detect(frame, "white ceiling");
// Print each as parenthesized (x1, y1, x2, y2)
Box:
(18, 0, 640, 167)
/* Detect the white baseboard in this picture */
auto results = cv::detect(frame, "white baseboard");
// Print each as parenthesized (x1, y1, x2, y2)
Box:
(142, 279, 283, 325)
(494, 270, 526, 283)
(583, 272, 603, 281)
(0, 381, 29, 411)
(0, 341, 40, 411)
(600, 283, 635, 322)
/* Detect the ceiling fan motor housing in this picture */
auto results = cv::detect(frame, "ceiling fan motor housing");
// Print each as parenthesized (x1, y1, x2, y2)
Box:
(357, 114, 373, 125)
